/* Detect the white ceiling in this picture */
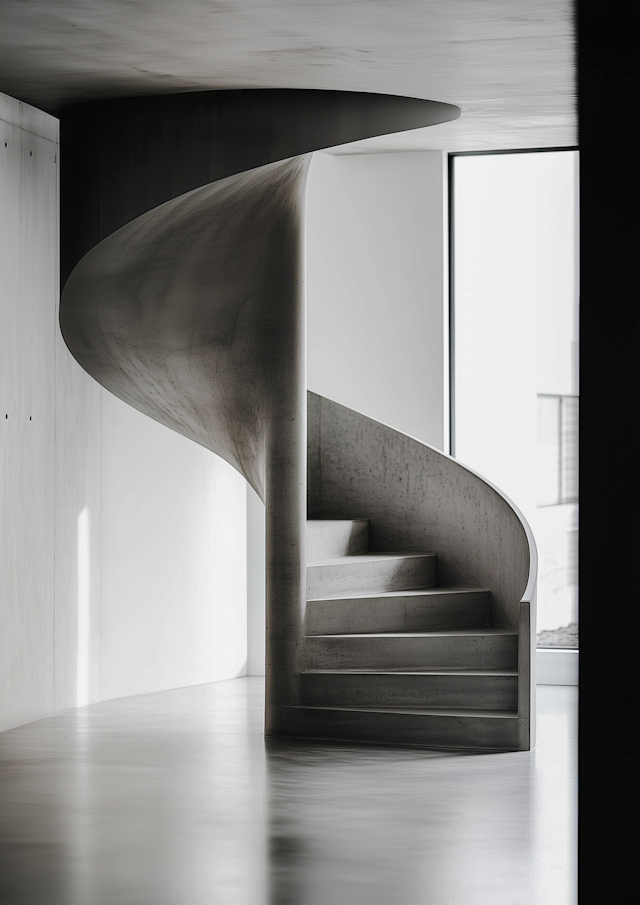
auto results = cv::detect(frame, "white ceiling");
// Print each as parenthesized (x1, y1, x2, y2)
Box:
(0, 0, 576, 152)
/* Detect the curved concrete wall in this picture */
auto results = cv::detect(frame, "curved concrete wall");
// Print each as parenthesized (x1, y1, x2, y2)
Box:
(62, 156, 311, 730)
(307, 392, 536, 627)
(307, 390, 537, 741)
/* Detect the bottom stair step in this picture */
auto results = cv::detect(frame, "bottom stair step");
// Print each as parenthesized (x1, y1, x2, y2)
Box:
(281, 705, 524, 752)
(300, 669, 518, 710)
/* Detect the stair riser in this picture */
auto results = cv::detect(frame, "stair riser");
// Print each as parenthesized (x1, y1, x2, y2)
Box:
(300, 674, 518, 710)
(282, 707, 522, 751)
(304, 635, 518, 670)
(306, 520, 369, 561)
(305, 591, 490, 635)
(307, 556, 436, 598)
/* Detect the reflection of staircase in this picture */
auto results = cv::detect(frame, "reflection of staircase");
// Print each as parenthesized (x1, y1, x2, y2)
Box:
(286, 519, 521, 751)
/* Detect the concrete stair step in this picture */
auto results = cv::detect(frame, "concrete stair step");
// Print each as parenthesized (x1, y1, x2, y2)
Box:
(300, 668, 518, 710)
(282, 705, 522, 751)
(303, 628, 518, 670)
(306, 552, 436, 598)
(305, 586, 491, 634)
(306, 519, 370, 561)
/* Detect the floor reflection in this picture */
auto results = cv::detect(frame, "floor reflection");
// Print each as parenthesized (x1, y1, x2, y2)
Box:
(265, 737, 535, 905)
(0, 679, 576, 905)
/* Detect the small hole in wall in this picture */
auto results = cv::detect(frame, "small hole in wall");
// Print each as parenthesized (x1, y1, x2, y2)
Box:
(30, 416, 32, 421)
(30, 151, 32, 157)
(5, 414, 7, 419)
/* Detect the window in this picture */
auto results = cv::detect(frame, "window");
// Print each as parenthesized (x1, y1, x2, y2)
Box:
(451, 149, 579, 649)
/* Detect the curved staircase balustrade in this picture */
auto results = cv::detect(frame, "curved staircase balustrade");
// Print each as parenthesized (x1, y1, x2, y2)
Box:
(59, 89, 536, 751)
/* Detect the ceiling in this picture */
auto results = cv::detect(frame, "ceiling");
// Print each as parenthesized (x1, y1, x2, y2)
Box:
(0, 0, 576, 153)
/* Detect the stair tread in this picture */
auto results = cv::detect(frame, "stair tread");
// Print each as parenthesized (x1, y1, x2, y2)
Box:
(308, 551, 435, 566)
(289, 705, 519, 719)
(307, 628, 518, 638)
(302, 668, 518, 676)
(307, 585, 489, 601)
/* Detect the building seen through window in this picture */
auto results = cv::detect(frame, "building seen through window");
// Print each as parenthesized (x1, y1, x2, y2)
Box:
(537, 394, 579, 507)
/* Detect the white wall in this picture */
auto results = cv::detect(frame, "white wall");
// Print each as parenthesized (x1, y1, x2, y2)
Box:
(246, 485, 266, 676)
(306, 150, 449, 450)
(0, 92, 251, 730)
(1, 95, 58, 730)
(100, 394, 248, 700)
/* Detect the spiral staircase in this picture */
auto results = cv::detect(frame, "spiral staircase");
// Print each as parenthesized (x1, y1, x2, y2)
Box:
(59, 89, 536, 752)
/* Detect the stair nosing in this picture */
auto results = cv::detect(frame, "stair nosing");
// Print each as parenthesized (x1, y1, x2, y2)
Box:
(306, 586, 490, 602)
(287, 705, 519, 719)
(306, 519, 369, 526)
(306, 628, 518, 639)
(307, 585, 490, 603)
(302, 668, 519, 676)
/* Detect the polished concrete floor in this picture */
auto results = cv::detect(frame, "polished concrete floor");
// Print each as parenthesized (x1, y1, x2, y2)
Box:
(0, 678, 576, 905)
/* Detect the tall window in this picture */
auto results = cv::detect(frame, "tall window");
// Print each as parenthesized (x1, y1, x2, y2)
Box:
(451, 150, 579, 650)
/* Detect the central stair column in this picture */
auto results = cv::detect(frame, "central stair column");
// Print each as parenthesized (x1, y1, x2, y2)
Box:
(264, 159, 310, 736)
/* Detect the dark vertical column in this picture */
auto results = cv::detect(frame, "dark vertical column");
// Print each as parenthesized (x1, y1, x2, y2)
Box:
(578, 0, 640, 895)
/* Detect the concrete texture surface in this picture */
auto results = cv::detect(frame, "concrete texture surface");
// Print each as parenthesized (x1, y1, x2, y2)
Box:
(300, 670, 518, 711)
(306, 519, 369, 561)
(285, 704, 522, 752)
(303, 629, 519, 672)
(305, 587, 491, 635)
(307, 391, 537, 747)
(0, 678, 578, 904)
(0, 1, 575, 153)
(307, 553, 437, 598)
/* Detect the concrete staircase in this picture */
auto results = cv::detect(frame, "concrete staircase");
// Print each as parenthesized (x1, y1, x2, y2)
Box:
(58, 98, 535, 751)
(286, 519, 521, 751)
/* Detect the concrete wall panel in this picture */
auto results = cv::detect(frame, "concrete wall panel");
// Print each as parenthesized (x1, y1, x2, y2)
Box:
(0, 96, 58, 730)
(1, 91, 253, 730)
